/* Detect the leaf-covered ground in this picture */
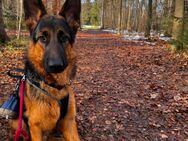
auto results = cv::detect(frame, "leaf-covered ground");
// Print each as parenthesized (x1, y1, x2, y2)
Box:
(0, 30, 187, 141)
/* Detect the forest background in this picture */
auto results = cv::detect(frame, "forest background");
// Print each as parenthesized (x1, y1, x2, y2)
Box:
(0, 0, 188, 51)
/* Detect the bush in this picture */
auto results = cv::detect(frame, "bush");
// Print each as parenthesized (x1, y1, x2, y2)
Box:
(5, 38, 28, 49)
(169, 29, 188, 52)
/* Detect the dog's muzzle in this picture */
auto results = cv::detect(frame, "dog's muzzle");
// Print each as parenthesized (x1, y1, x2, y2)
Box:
(45, 58, 68, 73)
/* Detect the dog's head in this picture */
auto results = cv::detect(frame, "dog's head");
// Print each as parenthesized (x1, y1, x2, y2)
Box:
(24, 0, 80, 75)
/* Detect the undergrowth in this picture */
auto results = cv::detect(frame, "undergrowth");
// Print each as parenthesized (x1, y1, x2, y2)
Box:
(5, 38, 28, 50)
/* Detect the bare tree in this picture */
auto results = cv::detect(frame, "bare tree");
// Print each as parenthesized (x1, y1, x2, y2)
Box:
(118, 0, 122, 34)
(145, 0, 153, 37)
(100, 0, 104, 29)
(127, 0, 132, 32)
(17, 0, 23, 39)
(172, 0, 184, 39)
(0, 0, 9, 43)
(16, 0, 19, 32)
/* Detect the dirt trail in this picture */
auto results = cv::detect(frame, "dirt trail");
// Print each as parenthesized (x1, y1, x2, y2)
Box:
(0, 30, 188, 141)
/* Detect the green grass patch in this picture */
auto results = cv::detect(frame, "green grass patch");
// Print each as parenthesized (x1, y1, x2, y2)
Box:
(5, 38, 29, 50)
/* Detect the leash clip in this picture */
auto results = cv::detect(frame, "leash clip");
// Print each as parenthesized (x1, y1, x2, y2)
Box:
(22, 75, 26, 81)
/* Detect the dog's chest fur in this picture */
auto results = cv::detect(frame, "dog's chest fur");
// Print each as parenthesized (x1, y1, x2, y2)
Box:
(24, 81, 69, 131)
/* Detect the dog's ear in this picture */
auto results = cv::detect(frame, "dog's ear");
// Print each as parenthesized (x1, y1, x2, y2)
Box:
(59, 0, 81, 34)
(23, 0, 47, 34)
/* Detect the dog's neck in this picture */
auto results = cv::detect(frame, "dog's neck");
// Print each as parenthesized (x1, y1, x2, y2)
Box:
(25, 61, 67, 90)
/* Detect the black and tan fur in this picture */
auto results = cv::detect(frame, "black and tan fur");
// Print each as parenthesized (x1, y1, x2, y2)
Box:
(9, 0, 81, 140)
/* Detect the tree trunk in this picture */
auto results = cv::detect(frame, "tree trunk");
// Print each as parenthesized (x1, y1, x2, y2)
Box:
(0, 0, 9, 43)
(100, 0, 104, 29)
(16, 0, 19, 33)
(121, 0, 127, 31)
(17, 0, 23, 39)
(118, 0, 122, 34)
(111, 0, 115, 29)
(152, 0, 157, 31)
(127, 0, 132, 32)
(138, 0, 145, 32)
(145, 0, 152, 37)
(134, 0, 140, 32)
(172, 0, 184, 39)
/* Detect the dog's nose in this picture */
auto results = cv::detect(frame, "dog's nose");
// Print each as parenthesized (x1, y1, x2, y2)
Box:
(46, 59, 67, 73)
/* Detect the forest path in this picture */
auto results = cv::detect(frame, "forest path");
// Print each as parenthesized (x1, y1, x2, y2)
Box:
(0, 30, 187, 141)
(75, 30, 188, 141)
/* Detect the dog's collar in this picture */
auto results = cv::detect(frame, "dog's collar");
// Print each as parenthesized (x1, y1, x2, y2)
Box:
(27, 77, 69, 91)
(25, 61, 70, 91)
(26, 78, 62, 106)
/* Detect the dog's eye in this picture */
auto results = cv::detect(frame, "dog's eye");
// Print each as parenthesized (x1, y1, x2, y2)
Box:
(38, 31, 48, 44)
(58, 31, 69, 43)
(60, 36, 68, 43)
(39, 35, 47, 43)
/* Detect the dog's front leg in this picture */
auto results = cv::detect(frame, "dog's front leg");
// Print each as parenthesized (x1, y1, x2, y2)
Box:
(29, 123, 42, 141)
(60, 118, 80, 141)
(59, 89, 80, 141)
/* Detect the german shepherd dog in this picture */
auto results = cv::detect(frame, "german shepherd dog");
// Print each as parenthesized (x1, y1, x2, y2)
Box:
(9, 0, 81, 140)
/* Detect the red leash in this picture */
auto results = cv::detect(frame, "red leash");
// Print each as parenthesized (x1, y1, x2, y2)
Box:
(14, 75, 29, 141)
